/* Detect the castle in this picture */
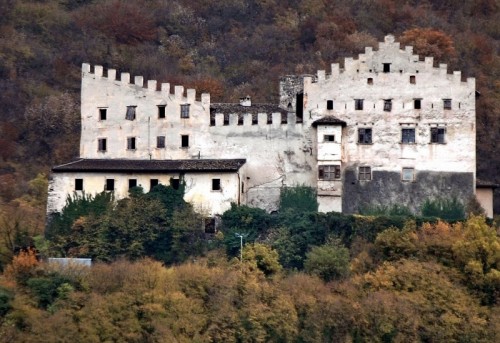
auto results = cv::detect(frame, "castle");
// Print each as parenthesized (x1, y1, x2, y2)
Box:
(48, 35, 485, 217)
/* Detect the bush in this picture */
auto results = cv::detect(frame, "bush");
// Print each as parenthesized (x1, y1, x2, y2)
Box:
(304, 240, 350, 282)
(279, 185, 318, 213)
(421, 197, 465, 221)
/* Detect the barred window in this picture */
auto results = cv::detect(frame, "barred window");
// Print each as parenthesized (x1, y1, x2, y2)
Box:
(157, 136, 165, 148)
(126, 106, 136, 120)
(401, 128, 415, 144)
(430, 127, 446, 144)
(318, 165, 341, 180)
(359, 167, 371, 181)
(180, 104, 190, 118)
(358, 128, 372, 144)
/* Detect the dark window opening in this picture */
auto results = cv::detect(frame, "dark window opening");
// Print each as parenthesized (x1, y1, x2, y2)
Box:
(157, 136, 165, 148)
(75, 179, 83, 191)
(324, 135, 335, 142)
(414, 99, 421, 109)
(252, 114, 258, 125)
(430, 127, 446, 144)
(402, 128, 416, 144)
(267, 113, 272, 124)
(204, 217, 216, 234)
(318, 165, 341, 180)
(355, 99, 364, 110)
(327, 100, 334, 110)
(223, 114, 229, 125)
(180, 104, 190, 118)
(212, 178, 221, 191)
(127, 137, 136, 150)
(384, 99, 392, 112)
(105, 179, 114, 191)
(358, 128, 372, 144)
(383, 63, 391, 73)
(359, 167, 371, 181)
(181, 135, 189, 148)
(367, 78, 373, 85)
(210, 113, 216, 126)
(238, 115, 244, 125)
(126, 106, 136, 120)
(98, 138, 107, 152)
(296, 93, 304, 121)
(99, 108, 107, 120)
(150, 179, 159, 190)
(410, 75, 416, 84)
(158, 105, 166, 119)
(171, 178, 180, 190)
(281, 113, 287, 124)
(128, 179, 137, 189)
(443, 99, 452, 110)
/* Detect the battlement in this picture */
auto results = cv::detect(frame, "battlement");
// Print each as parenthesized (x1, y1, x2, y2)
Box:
(82, 63, 210, 104)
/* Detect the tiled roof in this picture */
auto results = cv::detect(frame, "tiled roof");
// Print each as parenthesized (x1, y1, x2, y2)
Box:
(311, 116, 347, 127)
(476, 178, 499, 188)
(52, 159, 246, 173)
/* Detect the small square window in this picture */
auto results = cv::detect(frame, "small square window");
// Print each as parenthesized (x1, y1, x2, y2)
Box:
(158, 105, 166, 119)
(212, 178, 221, 191)
(324, 135, 335, 142)
(98, 138, 107, 152)
(171, 178, 180, 190)
(414, 99, 421, 109)
(402, 168, 415, 181)
(327, 100, 334, 110)
(318, 165, 341, 180)
(181, 135, 189, 148)
(105, 179, 115, 191)
(358, 167, 371, 181)
(401, 128, 415, 144)
(157, 136, 165, 148)
(367, 78, 373, 85)
(99, 108, 107, 120)
(128, 179, 137, 189)
(355, 99, 364, 110)
(383, 63, 391, 73)
(384, 99, 392, 112)
(126, 106, 136, 120)
(75, 178, 83, 191)
(358, 128, 372, 144)
(410, 75, 416, 84)
(430, 127, 446, 144)
(127, 137, 136, 150)
(443, 99, 452, 110)
(150, 179, 159, 190)
(180, 104, 190, 118)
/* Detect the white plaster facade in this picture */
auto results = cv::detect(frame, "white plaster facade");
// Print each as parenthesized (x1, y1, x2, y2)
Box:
(48, 35, 481, 217)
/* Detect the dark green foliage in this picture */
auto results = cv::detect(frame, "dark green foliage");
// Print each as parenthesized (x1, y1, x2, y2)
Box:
(0, 286, 13, 316)
(421, 197, 465, 221)
(360, 204, 413, 216)
(279, 185, 318, 213)
(146, 179, 187, 217)
(304, 240, 350, 281)
(26, 273, 72, 309)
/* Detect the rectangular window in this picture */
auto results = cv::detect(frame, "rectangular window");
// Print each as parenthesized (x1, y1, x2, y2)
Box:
(126, 106, 136, 120)
(212, 178, 221, 191)
(98, 138, 107, 152)
(267, 113, 272, 124)
(414, 99, 421, 109)
(443, 99, 452, 110)
(157, 136, 165, 148)
(238, 115, 244, 125)
(171, 178, 180, 190)
(105, 179, 115, 191)
(383, 63, 391, 73)
(127, 137, 136, 150)
(318, 165, 341, 180)
(128, 179, 137, 189)
(327, 100, 334, 110)
(150, 179, 159, 190)
(181, 135, 189, 148)
(252, 114, 258, 125)
(180, 104, 190, 118)
(367, 78, 373, 85)
(158, 105, 166, 119)
(324, 135, 335, 142)
(358, 128, 372, 144)
(401, 128, 415, 144)
(384, 99, 392, 112)
(358, 167, 371, 181)
(210, 113, 216, 126)
(75, 178, 83, 191)
(99, 108, 107, 120)
(355, 99, 364, 110)
(223, 114, 229, 126)
(410, 75, 416, 84)
(402, 168, 415, 181)
(430, 127, 446, 144)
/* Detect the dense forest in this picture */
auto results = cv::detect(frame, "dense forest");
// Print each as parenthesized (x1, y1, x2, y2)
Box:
(0, 1, 499, 341)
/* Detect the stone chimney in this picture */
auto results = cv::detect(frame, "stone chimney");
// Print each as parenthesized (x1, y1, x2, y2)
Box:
(240, 95, 251, 107)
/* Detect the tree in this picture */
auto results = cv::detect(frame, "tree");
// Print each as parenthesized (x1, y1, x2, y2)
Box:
(399, 28, 456, 62)
(243, 243, 282, 277)
(304, 240, 350, 282)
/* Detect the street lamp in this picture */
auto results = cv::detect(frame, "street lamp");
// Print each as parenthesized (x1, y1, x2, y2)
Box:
(234, 232, 248, 263)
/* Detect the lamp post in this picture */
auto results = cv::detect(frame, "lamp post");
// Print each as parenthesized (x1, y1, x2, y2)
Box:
(234, 232, 247, 263)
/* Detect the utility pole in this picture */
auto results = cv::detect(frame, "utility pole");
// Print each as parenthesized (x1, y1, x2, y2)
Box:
(234, 232, 247, 263)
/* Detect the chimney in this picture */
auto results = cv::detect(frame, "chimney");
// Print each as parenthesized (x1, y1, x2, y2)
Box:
(240, 95, 251, 107)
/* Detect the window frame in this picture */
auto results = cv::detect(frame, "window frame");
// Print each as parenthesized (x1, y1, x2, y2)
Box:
(318, 165, 341, 181)
(158, 105, 166, 119)
(414, 99, 422, 110)
(401, 128, 416, 144)
(430, 127, 446, 144)
(402, 168, 415, 182)
(156, 136, 166, 148)
(384, 99, 392, 112)
(127, 137, 136, 150)
(98, 138, 107, 152)
(181, 135, 189, 148)
(383, 63, 391, 73)
(358, 128, 372, 144)
(326, 100, 334, 110)
(323, 134, 335, 142)
(75, 178, 83, 191)
(128, 179, 137, 190)
(443, 99, 452, 110)
(150, 179, 159, 190)
(358, 166, 372, 181)
(99, 108, 107, 121)
(410, 75, 416, 84)
(180, 104, 190, 118)
(105, 178, 115, 191)
(355, 99, 364, 111)
(126, 106, 136, 120)
(212, 178, 221, 191)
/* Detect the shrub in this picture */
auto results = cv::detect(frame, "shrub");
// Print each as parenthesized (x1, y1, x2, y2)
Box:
(421, 197, 465, 221)
(304, 240, 350, 282)
(279, 185, 318, 213)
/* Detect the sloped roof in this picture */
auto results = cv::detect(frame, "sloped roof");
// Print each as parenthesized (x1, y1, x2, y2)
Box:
(52, 159, 246, 173)
(476, 178, 499, 189)
(311, 116, 347, 127)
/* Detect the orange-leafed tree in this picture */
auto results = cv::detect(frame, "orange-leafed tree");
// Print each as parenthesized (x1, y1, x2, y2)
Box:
(399, 28, 456, 62)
